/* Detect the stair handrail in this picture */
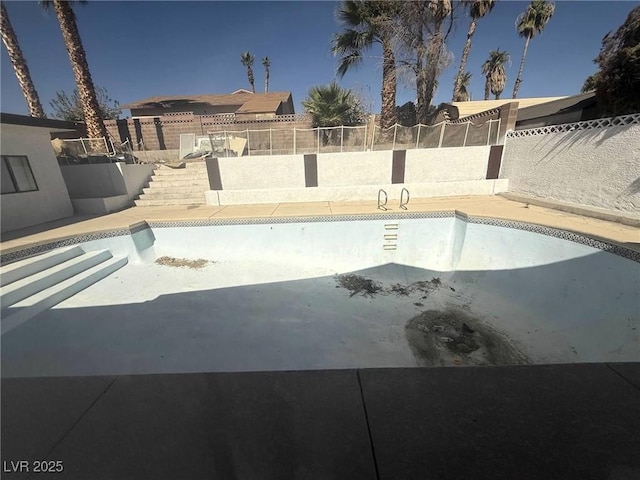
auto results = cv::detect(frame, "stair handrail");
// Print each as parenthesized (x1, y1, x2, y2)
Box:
(399, 188, 410, 210)
(377, 189, 388, 211)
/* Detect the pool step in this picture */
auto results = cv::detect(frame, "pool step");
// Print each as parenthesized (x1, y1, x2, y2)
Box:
(1, 250, 128, 335)
(0, 250, 113, 309)
(0, 246, 84, 286)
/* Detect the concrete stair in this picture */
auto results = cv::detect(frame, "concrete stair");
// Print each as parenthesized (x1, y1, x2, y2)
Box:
(0, 246, 127, 334)
(135, 162, 208, 206)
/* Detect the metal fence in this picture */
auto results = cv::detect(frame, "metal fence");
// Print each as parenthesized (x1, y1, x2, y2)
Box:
(207, 119, 501, 157)
(55, 137, 138, 165)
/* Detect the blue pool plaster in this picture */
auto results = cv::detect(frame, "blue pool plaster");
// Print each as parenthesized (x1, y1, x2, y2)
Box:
(1, 213, 638, 377)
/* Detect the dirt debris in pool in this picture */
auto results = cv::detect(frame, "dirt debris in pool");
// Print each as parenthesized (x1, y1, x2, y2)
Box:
(405, 308, 529, 367)
(335, 274, 445, 299)
(155, 256, 212, 269)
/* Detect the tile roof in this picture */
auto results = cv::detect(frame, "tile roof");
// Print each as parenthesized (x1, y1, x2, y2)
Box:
(121, 92, 291, 110)
(235, 98, 283, 114)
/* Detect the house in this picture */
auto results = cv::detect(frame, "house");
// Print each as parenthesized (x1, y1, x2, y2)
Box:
(0, 113, 82, 232)
(121, 91, 295, 120)
(448, 97, 567, 119)
(514, 91, 598, 129)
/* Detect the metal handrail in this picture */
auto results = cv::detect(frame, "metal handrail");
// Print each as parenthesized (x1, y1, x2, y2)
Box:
(377, 189, 388, 211)
(399, 188, 410, 210)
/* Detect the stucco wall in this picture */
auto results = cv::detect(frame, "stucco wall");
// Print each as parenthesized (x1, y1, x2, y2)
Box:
(1, 124, 73, 233)
(317, 151, 392, 187)
(405, 146, 490, 183)
(218, 155, 305, 190)
(501, 124, 640, 214)
(61, 163, 154, 200)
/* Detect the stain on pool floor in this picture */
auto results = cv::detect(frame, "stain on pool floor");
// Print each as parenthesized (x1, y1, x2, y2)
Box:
(1, 259, 635, 378)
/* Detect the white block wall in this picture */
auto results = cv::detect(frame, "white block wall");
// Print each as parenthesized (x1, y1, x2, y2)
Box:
(316, 151, 392, 187)
(218, 154, 305, 190)
(501, 123, 640, 214)
(404, 146, 490, 183)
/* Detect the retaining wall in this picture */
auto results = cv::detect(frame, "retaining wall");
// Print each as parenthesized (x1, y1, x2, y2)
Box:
(501, 120, 640, 215)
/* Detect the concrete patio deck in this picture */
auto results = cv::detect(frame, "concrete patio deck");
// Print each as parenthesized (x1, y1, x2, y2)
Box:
(1, 195, 638, 254)
(2, 196, 639, 478)
(2, 364, 640, 479)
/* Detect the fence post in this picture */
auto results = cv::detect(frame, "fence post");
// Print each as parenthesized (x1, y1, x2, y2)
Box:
(317, 127, 320, 154)
(437, 122, 446, 148)
(415, 124, 421, 149)
(392, 124, 397, 150)
(340, 126, 344, 153)
(224, 130, 229, 157)
(496, 118, 501, 144)
(293, 128, 296, 154)
(363, 124, 367, 152)
(246, 129, 251, 156)
(486, 120, 492, 146)
(81, 138, 88, 155)
(269, 128, 273, 155)
(371, 125, 376, 151)
(463, 122, 470, 147)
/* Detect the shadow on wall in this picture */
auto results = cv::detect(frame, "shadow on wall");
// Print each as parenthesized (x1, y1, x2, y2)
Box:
(2, 252, 638, 378)
(625, 177, 640, 196)
(536, 122, 638, 165)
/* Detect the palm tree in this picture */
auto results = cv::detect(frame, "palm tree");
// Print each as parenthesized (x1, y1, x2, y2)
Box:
(240, 52, 255, 93)
(262, 57, 270, 93)
(581, 73, 599, 93)
(1, 1, 46, 117)
(482, 49, 510, 100)
(452, 0, 495, 102)
(512, 0, 555, 98)
(453, 72, 472, 102)
(424, 0, 452, 112)
(332, 0, 399, 130)
(302, 81, 364, 128)
(41, 1, 107, 138)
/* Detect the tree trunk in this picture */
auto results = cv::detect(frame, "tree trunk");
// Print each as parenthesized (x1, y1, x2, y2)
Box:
(264, 67, 269, 93)
(484, 77, 490, 100)
(248, 67, 255, 93)
(380, 40, 397, 131)
(512, 35, 530, 99)
(415, 49, 428, 124)
(1, 1, 46, 117)
(452, 18, 476, 102)
(495, 93, 501, 100)
(423, 28, 443, 115)
(53, 0, 107, 138)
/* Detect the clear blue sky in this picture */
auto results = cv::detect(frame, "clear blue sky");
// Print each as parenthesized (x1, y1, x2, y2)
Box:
(1, 1, 637, 117)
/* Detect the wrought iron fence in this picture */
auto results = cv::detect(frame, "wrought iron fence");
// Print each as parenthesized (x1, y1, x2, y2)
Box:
(206, 119, 500, 157)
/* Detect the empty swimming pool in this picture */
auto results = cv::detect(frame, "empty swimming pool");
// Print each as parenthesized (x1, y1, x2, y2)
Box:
(1, 212, 638, 377)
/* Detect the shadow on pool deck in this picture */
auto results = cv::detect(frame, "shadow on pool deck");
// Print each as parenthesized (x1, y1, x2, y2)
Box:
(1, 252, 639, 478)
(1, 364, 640, 479)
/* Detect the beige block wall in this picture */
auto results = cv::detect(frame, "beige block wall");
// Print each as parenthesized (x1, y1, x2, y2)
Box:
(317, 151, 392, 187)
(404, 146, 491, 183)
(1, 124, 73, 232)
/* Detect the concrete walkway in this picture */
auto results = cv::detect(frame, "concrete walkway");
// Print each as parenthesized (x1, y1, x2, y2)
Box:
(1, 195, 638, 254)
(2, 364, 639, 479)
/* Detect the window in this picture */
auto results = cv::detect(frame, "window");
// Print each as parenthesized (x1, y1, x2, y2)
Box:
(1, 156, 38, 194)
